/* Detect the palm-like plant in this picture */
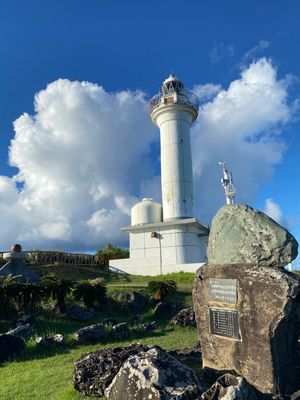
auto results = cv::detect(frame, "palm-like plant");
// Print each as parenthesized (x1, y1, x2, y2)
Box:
(73, 278, 107, 308)
(13, 283, 44, 313)
(147, 280, 177, 302)
(0, 274, 20, 314)
(42, 274, 73, 313)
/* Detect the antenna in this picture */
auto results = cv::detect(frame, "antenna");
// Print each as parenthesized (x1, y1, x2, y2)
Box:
(219, 162, 236, 205)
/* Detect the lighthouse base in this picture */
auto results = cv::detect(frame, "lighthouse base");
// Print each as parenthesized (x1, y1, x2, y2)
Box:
(109, 218, 208, 276)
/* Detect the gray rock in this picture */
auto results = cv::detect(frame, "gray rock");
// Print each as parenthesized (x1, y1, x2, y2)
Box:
(0, 333, 25, 361)
(207, 205, 298, 267)
(112, 322, 130, 339)
(67, 305, 95, 322)
(140, 321, 157, 332)
(11, 314, 36, 328)
(73, 343, 151, 396)
(105, 346, 204, 400)
(74, 323, 106, 343)
(201, 373, 258, 399)
(36, 334, 64, 349)
(102, 318, 117, 327)
(193, 263, 300, 394)
(168, 344, 201, 363)
(7, 323, 34, 338)
(170, 307, 196, 327)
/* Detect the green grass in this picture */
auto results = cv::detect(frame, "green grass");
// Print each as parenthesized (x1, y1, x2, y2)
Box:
(0, 317, 198, 400)
(0, 271, 197, 400)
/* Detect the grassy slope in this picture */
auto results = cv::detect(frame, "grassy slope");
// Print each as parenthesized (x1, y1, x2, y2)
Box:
(0, 269, 197, 400)
(0, 327, 198, 400)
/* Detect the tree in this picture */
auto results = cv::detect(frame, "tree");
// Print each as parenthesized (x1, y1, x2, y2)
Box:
(73, 278, 107, 308)
(147, 280, 177, 302)
(96, 243, 129, 266)
(42, 274, 73, 313)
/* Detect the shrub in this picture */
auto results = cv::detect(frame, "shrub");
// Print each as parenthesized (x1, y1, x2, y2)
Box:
(41, 274, 73, 313)
(73, 278, 107, 308)
(147, 280, 177, 302)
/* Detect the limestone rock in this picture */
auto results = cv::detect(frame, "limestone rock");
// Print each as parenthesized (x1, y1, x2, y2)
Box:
(201, 373, 258, 400)
(193, 263, 300, 394)
(168, 344, 201, 364)
(208, 205, 298, 267)
(140, 321, 157, 332)
(102, 318, 117, 327)
(74, 323, 106, 343)
(112, 322, 130, 339)
(73, 343, 151, 396)
(7, 323, 34, 338)
(0, 333, 25, 361)
(67, 305, 95, 322)
(11, 314, 36, 328)
(105, 346, 204, 400)
(36, 334, 64, 349)
(170, 307, 196, 327)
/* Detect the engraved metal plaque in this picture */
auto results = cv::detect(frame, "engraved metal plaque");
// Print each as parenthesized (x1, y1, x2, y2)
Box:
(208, 278, 237, 304)
(209, 308, 240, 340)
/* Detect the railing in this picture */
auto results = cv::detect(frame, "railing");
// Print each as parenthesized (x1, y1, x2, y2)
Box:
(0, 251, 104, 267)
(148, 89, 199, 114)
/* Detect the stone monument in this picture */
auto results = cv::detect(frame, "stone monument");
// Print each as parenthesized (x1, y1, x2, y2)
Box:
(0, 244, 40, 283)
(193, 205, 300, 396)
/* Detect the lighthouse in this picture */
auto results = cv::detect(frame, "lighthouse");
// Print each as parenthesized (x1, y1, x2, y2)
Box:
(109, 75, 209, 276)
(149, 74, 198, 220)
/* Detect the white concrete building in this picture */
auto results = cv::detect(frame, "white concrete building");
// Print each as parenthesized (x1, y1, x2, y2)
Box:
(110, 75, 209, 275)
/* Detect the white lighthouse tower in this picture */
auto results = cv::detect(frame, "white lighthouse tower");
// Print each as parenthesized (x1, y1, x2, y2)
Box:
(149, 74, 197, 220)
(109, 75, 209, 275)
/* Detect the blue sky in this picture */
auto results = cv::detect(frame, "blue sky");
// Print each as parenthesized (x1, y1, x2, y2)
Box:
(0, 0, 299, 265)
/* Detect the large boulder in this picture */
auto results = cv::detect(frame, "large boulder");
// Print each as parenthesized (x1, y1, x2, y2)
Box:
(170, 307, 196, 327)
(74, 324, 106, 343)
(0, 333, 25, 362)
(73, 343, 151, 396)
(193, 263, 300, 394)
(207, 205, 298, 267)
(10, 314, 36, 329)
(105, 346, 204, 400)
(67, 305, 95, 322)
(7, 323, 34, 338)
(168, 344, 201, 364)
(201, 373, 258, 400)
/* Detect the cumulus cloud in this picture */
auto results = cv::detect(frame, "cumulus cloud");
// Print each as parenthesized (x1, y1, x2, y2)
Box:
(242, 40, 270, 64)
(263, 198, 286, 226)
(0, 58, 296, 250)
(2, 80, 156, 250)
(191, 58, 293, 223)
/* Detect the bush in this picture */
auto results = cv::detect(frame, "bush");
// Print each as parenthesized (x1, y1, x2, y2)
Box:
(73, 278, 107, 308)
(147, 280, 177, 302)
(96, 243, 129, 266)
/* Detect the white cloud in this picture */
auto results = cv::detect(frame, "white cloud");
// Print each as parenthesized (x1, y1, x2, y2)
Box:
(191, 58, 293, 222)
(209, 43, 235, 64)
(0, 59, 296, 251)
(263, 198, 286, 226)
(242, 40, 270, 64)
